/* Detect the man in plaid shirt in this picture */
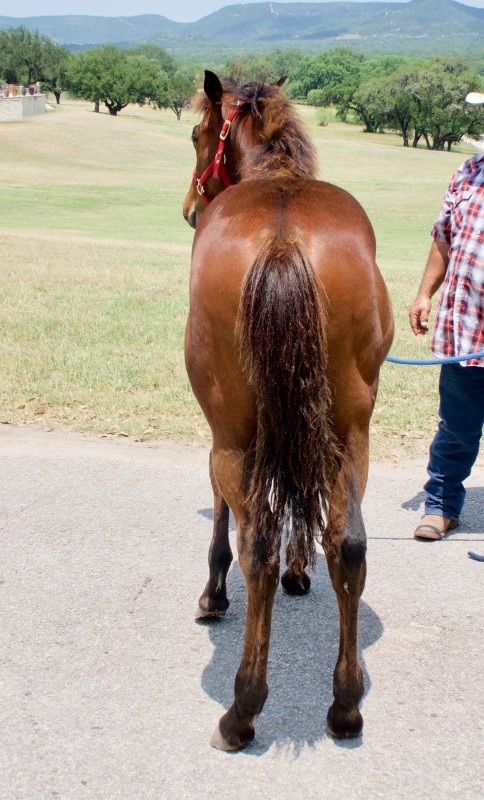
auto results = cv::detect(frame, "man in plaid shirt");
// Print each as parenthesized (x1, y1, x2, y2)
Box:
(409, 98, 484, 540)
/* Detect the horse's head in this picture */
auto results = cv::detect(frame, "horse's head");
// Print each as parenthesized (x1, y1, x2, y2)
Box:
(182, 71, 239, 229)
(183, 70, 301, 229)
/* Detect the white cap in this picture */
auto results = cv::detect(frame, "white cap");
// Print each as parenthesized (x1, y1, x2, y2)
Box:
(466, 92, 484, 105)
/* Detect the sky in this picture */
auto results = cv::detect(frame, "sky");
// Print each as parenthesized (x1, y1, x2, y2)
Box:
(0, 0, 483, 25)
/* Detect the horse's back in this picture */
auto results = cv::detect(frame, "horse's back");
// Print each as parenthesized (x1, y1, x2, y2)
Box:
(193, 178, 378, 296)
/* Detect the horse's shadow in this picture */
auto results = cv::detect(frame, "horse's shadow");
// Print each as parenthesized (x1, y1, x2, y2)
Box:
(198, 507, 237, 531)
(195, 521, 383, 756)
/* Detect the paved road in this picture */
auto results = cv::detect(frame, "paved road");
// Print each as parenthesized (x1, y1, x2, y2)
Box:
(0, 424, 483, 800)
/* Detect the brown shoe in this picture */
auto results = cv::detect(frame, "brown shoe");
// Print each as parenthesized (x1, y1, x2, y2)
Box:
(414, 515, 459, 540)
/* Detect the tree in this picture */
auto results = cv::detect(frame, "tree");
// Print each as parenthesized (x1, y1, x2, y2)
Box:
(307, 89, 327, 108)
(323, 54, 484, 149)
(396, 58, 484, 150)
(358, 55, 407, 85)
(223, 50, 304, 85)
(65, 46, 163, 115)
(346, 78, 388, 133)
(335, 55, 407, 131)
(268, 49, 304, 82)
(40, 46, 71, 104)
(154, 66, 197, 120)
(0, 26, 67, 87)
(127, 44, 177, 77)
(224, 55, 272, 83)
(383, 79, 414, 146)
(286, 48, 365, 105)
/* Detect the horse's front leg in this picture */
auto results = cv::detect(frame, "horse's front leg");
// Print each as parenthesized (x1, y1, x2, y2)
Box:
(211, 519, 280, 751)
(197, 451, 233, 618)
(323, 464, 367, 739)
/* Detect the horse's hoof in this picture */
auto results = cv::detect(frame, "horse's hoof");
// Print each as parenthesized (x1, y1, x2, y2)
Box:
(326, 703, 363, 739)
(281, 569, 311, 595)
(210, 724, 249, 752)
(196, 594, 229, 619)
(195, 604, 227, 620)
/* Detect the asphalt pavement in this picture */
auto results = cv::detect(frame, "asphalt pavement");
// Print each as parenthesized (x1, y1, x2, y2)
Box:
(0, 424, 483, 800)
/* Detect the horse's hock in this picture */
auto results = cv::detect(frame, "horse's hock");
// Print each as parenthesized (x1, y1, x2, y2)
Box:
(0, 93, 46, 123)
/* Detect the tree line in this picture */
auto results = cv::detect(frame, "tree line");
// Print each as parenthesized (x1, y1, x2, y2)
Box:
(223, 48, 484, 150)
(1, 26, 483, 149)
(284, 48, 484, 150)
(0, 27, 196, 118)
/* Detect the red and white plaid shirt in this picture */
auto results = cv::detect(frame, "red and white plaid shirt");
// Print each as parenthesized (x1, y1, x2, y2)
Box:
(431, 153, 484, 367)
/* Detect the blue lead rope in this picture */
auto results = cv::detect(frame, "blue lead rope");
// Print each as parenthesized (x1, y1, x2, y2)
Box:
(386, 349, 484, 366)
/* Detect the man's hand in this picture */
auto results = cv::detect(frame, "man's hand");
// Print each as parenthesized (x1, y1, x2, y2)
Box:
(409, 296, 431, 336)
(409, 240, 449, 337)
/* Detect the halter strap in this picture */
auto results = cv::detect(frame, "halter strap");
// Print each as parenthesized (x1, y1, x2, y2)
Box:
(193, 104, 240, 205)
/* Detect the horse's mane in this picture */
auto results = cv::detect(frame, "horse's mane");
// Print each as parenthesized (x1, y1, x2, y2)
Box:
(235, 81, 318, 181)
(193, 77, 318, 181)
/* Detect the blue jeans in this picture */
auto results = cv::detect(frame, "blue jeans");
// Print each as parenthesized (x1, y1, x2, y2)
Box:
(425, 363, 484, 519)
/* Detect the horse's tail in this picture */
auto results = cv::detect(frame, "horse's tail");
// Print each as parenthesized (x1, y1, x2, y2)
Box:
(236, 234, 341, 571)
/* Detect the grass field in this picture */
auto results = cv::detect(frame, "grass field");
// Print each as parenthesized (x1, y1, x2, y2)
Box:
(0, 98, 476, 458)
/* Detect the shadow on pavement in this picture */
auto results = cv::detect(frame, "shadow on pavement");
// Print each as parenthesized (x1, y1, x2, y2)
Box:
(197, 552, 383, 756)
(198, 507, 236, 531)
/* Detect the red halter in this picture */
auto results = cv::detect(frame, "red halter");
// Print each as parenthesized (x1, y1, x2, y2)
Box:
(193, 104, 240, 206)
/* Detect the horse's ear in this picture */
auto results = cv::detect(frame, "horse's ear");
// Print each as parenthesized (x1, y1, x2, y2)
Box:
(204, 70, 224, 104)
(273, 76, 287, 88)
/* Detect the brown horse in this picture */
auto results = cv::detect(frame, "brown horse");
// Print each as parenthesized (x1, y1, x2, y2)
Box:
(182, 71, 393, 751)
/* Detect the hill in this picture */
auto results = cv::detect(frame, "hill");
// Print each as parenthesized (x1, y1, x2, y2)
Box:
(0, 0, 483, 57)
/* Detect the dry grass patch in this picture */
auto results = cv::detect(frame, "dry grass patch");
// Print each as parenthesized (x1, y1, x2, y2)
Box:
(0, 233, 209, 443)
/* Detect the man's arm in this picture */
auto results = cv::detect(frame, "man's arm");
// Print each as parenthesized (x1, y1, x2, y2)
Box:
(409, 239, 449, 336)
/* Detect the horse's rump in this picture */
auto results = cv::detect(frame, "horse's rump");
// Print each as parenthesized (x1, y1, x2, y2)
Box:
(236, 233, 341, 571)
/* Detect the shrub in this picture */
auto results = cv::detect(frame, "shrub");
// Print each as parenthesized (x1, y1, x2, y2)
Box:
(316, 107, 336, 127)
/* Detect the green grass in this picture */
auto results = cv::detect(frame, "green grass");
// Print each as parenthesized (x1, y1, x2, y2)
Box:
(0, 98, 477, 457)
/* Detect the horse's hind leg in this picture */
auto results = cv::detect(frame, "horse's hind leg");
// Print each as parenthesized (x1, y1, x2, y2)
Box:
(197, 451, 233, 618)
(211, 532, 279, 751)
(209, 448, 279, 751)
(323, 462, 367, 739)
(281, 553, 311, 595)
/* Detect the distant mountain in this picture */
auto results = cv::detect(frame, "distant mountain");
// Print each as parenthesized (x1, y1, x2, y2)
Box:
(0, 13, 184, 44)
(1, 0, 483, 57)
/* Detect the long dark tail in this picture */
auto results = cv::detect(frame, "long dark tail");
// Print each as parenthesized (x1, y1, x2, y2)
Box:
(236, 234, 341, 570)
